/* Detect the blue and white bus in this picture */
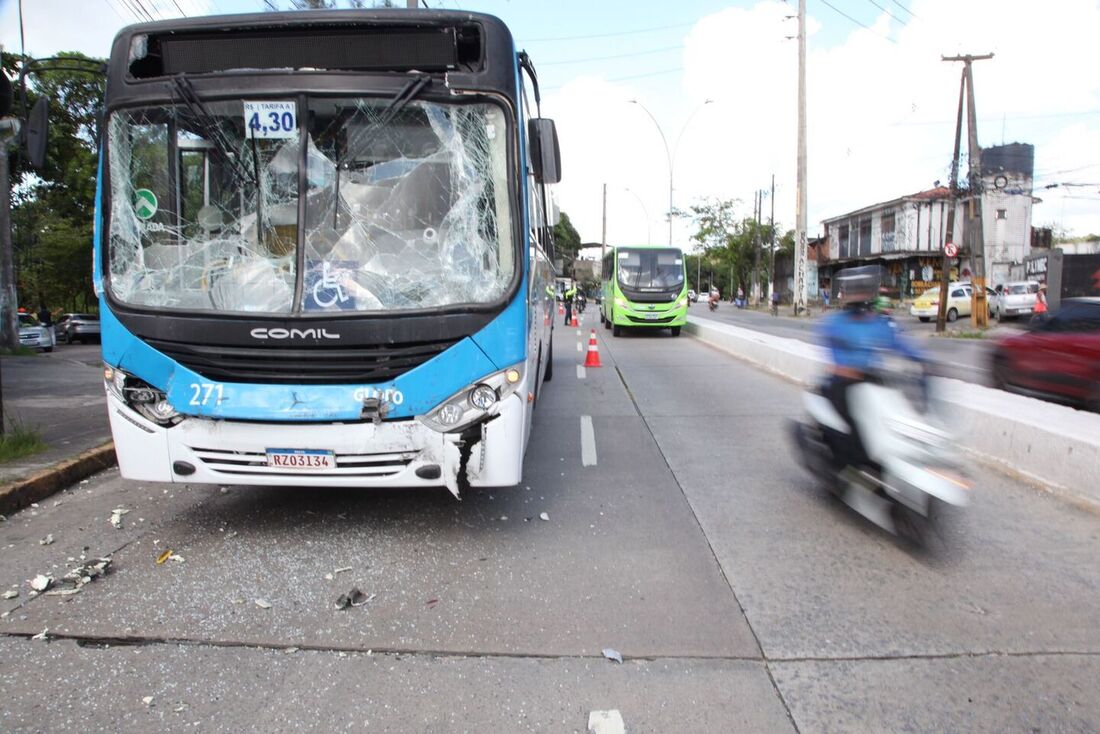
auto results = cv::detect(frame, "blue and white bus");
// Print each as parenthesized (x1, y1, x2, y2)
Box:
(95, 10, 560, 495)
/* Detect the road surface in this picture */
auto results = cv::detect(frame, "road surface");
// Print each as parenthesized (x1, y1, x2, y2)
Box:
(1, 315, 1097, 732)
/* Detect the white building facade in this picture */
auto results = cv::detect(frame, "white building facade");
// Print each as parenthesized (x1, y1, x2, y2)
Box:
(820, 143, 1034, 297)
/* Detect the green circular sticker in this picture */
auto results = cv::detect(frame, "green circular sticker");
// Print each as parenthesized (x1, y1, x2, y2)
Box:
(134, 188, 158, 220)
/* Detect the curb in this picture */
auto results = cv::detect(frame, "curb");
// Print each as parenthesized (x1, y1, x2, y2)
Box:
(0, 442, 118, 516)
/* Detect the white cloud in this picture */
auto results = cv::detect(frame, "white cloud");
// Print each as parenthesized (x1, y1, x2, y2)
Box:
(544, 0, 1100, 245)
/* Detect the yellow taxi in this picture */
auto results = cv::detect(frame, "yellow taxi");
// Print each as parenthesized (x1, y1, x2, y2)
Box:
(910, 282, 973, 322)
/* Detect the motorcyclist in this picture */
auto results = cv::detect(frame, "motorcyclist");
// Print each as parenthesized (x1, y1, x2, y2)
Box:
(708, 287, 719, 311)
(816, 266, 925, 476)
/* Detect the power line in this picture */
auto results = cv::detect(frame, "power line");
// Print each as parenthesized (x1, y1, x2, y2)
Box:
(816, 0, 897, 43)
(542, 66, 682, 91)
(890, 0, 917, 18)
(541, 45, 681, 67)
(520, 22, 695, 44)
(866, 0, 905, 25)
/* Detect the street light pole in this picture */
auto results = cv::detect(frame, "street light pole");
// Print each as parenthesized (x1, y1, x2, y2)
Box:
(622, 187, 652, 244)
(629, 99, 713, 248)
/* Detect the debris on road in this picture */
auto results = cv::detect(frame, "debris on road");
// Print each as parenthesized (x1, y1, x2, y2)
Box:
(39, 557, 114, 597)
(156, 550, 173, 565)
(335, 588, 372, 610)
(31, 629, 49, 641)
(3, 589, 19, 600)
(539, 512, 550, 522)
(39, 534, 55, 546)
(601, 648, 623, 664)
(284, 647, 299, 654)
(30, 575, 53, 592)
(254, 599, 272, 609)
(333, 566, 353, 575)
(224, 531, 238, 540)
(219, 487, 230, 494)
(110, 508, 130, 528)
(142, 696, 154, 706)
(588, 709, 625, 734)
(426, 598, 440, 609)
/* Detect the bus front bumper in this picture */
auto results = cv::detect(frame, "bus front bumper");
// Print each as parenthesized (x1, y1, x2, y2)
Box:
(106, 390, 526, 495)
(612, 306, 687, 327)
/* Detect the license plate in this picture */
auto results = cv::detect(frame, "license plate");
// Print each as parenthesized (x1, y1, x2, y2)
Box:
(265, 448, 335, 470)
(644, 312, 661, 320)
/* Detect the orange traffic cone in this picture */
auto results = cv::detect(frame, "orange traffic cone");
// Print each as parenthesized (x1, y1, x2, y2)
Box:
(558, 302, 564, 315)
(584, 329, 602, 368)
(570, 311, 579, 327)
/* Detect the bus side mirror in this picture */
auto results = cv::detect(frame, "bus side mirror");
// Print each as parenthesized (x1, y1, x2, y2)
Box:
(24, 97, 49, 171)
(528, 118, 561, 184)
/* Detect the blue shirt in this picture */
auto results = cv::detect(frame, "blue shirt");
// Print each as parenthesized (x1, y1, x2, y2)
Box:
(817, 309, 923, 371)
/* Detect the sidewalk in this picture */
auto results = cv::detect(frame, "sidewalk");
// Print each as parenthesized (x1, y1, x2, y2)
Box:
(0, 347, 115, 514)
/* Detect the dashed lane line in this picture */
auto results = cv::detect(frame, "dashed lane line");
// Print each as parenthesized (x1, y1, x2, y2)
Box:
(580, 415, 597, 467)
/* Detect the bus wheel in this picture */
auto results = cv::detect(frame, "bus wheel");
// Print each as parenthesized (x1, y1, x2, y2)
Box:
(543, 341, 553, 382)
(612, 323, 622, 337)
(670, 326, 681, 337)
(604, 311, 612, 330)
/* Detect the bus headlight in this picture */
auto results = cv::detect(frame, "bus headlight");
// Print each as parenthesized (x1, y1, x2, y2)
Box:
(615, 297, 627, 309)
(675, 297, 688, 309)
(104, 363, 182, 427)
(418, 363, 525, 433)
(469, 384, 498, 411)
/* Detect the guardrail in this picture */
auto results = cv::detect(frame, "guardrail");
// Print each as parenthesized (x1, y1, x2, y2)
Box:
(686, 317, 1100, 513)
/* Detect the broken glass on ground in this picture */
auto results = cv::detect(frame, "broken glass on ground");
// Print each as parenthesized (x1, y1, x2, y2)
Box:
(601, 648, 623, 664)
(108, 97, 514, 316)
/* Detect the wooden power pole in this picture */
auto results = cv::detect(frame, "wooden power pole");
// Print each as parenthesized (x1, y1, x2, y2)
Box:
(935, 68, 967, 334)
(943, 53, 993, 328)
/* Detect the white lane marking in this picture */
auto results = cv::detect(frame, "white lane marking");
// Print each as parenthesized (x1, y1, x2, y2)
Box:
(577, 365, 586, 379)
(577, 341, 583, 352)
(580, 415, 597, 467)
(576, 330, 582, 337)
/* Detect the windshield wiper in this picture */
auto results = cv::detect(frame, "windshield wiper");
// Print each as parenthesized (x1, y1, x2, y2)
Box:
(337, 73, 431, 170)
(170, 75, 256, 187)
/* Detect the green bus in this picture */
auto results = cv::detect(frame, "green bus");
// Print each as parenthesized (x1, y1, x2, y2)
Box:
(599, 245, 689, 337)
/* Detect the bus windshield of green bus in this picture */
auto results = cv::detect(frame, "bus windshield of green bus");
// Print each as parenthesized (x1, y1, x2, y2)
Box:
(616, 248, 684, 291)
(107, 97, 513, 314)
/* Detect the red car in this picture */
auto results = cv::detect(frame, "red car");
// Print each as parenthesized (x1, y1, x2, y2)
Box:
(990, 297, 1100, 410)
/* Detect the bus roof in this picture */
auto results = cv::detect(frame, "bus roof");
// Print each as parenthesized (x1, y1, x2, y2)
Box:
(107, 10, 518, 108)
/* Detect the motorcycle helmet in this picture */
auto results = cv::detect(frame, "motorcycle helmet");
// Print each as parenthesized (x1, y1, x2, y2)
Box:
(835, 264, 885, 307)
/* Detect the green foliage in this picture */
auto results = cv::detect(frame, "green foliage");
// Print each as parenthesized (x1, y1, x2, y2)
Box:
(3, 51, 105, 312)
(685, 197, 782, 297)
(553, 211, 582, 262)
(0, 421, 47, 464)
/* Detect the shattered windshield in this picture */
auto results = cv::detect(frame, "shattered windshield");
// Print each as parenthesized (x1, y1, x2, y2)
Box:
(617, 248, 685, 290)
(107, 97, 514, 314)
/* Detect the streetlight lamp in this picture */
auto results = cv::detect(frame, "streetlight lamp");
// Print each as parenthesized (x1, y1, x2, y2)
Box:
(628, 98, 713, 247)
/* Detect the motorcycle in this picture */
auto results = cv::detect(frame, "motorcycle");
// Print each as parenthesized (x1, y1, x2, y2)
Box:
(708, 299, 718, 312)
(789, 368, 970, 544)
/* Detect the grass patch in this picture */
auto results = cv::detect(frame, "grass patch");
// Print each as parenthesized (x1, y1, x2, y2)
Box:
(0, 424, 48, 464)
(0, 347, 40, 357)
(934, 329, 987, 339)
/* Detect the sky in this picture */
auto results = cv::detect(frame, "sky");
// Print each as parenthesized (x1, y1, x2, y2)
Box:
(3, 0, 1099, 249)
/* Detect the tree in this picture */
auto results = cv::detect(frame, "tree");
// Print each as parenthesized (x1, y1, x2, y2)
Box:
(3, 52, 105, 315)
(686, 197, 782, 299)
(552, 211, 581, 268)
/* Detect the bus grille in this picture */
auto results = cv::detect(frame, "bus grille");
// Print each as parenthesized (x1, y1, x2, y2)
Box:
(189, 446, 417, 478)
(625, 314, 676, 324)
(147, 337, 458, 385)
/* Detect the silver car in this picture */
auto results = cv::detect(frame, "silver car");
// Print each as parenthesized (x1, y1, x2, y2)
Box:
(56, 312, 101, 344)
(18, 313, 55, 352)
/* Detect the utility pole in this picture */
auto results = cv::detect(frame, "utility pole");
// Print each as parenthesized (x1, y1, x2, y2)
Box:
(942, 54, 993, 328)
(935, 68, 967, 334)
(601, 183, 607, 262)
(752, 189, 761, 305)
(794, 0, 808, 315)
(769, 174, 776, 300)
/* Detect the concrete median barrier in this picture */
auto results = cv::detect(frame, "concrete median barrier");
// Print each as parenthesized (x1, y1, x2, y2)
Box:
(686, 317, 1100, 513)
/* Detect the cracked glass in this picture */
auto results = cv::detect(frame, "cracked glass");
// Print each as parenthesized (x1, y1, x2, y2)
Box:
(107, 97, 514, 314)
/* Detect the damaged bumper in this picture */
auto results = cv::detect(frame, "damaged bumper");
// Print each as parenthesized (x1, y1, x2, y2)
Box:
(106, 388, 526, 494)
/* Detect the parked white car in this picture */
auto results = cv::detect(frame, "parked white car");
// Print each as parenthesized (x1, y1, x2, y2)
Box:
(992, 281, 1040, 320)
(18, 313, 55, 352)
